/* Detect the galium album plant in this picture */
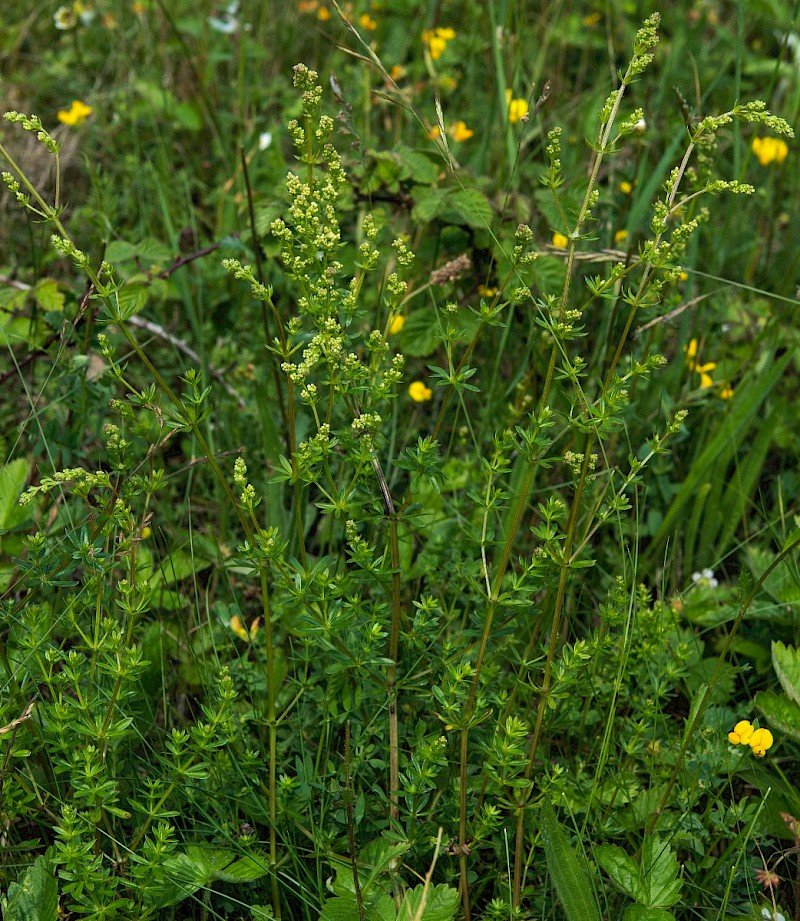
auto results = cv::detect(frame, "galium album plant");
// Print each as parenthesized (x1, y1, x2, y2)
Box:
(0, 8, 797, 921)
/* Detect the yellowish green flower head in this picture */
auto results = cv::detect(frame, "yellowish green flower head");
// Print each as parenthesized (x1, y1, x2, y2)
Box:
(728, 720, 774, 757)
(752, 136, 789, 166)
(408, 381, 433, 402)
(57, 100, 93, 126)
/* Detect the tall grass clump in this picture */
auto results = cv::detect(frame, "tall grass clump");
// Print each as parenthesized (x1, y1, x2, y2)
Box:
(1, 5, 799, 921)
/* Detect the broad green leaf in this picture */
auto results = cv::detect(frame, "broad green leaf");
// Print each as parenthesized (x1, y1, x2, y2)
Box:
(640, 837, 681, 908)
(394, 144, 440, 185)
(144, 853, 208, 909)
(213, 853, 269, 883)
(33, 279, 64, 313)
(399, 310, 442, 358)
(411, 186, 451, 223)
(623, 907, 676, 921)
(595, 844, 643, 901)
(540, 800, 601, 921)
(447, 188, 493, 229)
(319, 893, 394, 921)
(772, 641, 800, 705)
(0, 458, 30, 531)
(2, 856, 58, 921)
(755, 690, 800, 742)
(396, 883, 459, 921)
(782, 529, 800, 554)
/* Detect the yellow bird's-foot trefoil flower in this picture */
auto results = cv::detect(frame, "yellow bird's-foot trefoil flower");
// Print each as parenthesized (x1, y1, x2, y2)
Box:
(57, 100, 93, 126)
(408, 381, 433, 402)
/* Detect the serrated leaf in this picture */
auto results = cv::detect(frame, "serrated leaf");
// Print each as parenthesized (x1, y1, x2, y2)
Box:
(411, 186, 452, 223)
(595, 844, 644, 901)
(319, 893, 394, 921)
(399, 310, 442, 358)
(394, 144, 440, 185)
(755, 690, 800, 741)
(540, 800, 601, 921)
(396, 883, 459, 921)
(772, 641, 800, 705)
(33, 279, 64, 313)
(447, 188, 493, 229)
(0, 458, 31, 531)
(3, 855, 58, 921)
(640, 837, 681, 908)
(782, 529, 800, 554)
(623, 906, 676, 921)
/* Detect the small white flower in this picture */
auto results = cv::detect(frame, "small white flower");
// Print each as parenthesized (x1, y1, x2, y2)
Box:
(692, 568, 719, 589)
(258, 131, 273, 151)
(633, 117, 647, 133)
(762, 910, 772, 921)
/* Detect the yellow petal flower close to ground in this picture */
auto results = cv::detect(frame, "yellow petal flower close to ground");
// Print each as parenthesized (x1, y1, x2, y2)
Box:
(422, 27, 456, 60)
(728, 720, 754, 744)
(408, 381, 433, 402)
(505, 89, 529, 124)
(752, 136, 789, 166)
(450, 120, 473, 142)
(685, 338, 716, 388)
(749, 727, 774, 757)
(57, 100, 93, 126)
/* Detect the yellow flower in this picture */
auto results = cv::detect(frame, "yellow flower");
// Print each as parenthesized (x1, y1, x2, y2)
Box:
(719, 383, 734, 400)
(422, 27, 455, 60)
(390, 64, 406, 81)
(478, 284, 498, 297)
(427, 125, 441, 140)
(359, 12, 377, 30)
(230, 615, 260, 642)
(619, 180, 633, 194)
(450, 120, 473, 142)
(752, 136, 789, 166)
(298, 0, 318, 10)
(57, 100, 93, 126)
(389, 314, 405, 334)
(614, 228, 628, 244)
(505, 89, 528, 124)
(685, 338, 716, 388)
(317, 6, 331, 20)
(552, 232, 569, 249)
(749, 727, 774, 757)
(728, 720, 754, 745)
(583, 11, 602, 26)
(141, 525, 152, 540)
(131, 1, 145, 14)
(679, 271, 688, 281)
(408, 381, 433, 402)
